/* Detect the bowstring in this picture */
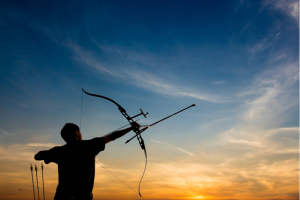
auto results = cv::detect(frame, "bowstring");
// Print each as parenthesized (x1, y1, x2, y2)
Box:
(96, 161, 139, 196)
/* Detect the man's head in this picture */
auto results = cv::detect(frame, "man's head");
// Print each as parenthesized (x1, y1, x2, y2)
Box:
(61, 123, 82, 143)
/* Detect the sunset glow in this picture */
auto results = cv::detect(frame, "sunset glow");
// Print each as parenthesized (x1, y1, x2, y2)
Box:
(0, 0, 298, 200)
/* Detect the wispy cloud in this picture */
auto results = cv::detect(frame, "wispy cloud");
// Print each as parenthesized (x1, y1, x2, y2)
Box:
(265, 0, 299, 24)
(219, 127, 299, 149)
(68, 43, 122, 77)
(220, 129, 262, 147)
(26, 143, 60, 147)
(0, 142, 60, 162)
(145, 153, 298, 199)
(212, 80, 226, 85)
(234, 0, 245, 13)
(68, 43, 227, 103)
(247, 38, 272, 56)
(238, 62, 298, 124)
(0, 144, 34, 161)
(0, 129, 13, 136)
(152, 140, 195, 156)
(125, 69, 226, 103)
(208, 126, 299, 198)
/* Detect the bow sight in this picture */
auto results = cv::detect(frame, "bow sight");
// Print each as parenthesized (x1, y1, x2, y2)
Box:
(131, 109, 148, 119)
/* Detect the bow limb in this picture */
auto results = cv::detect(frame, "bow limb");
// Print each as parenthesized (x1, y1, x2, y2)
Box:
(82, 88, 143, 138)
(138, 139, 147, 197)
(82, 88, 126, 113)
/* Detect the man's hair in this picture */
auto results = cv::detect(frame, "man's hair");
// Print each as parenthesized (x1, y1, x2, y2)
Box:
(61, 123, 80, 142)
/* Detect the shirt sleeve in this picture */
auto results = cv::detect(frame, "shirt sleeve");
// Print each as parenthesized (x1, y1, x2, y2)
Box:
(44, 146, 61, 164)
(88, 137, 106, 155)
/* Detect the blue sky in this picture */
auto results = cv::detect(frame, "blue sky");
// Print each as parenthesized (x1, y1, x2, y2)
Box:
(0, 0, 298, 199)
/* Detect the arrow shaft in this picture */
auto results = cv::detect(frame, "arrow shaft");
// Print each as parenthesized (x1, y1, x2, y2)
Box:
(35, 169, 40, 200)
(30, 169, 36, 200)
(41, 166, 45, 200)
(150, 104, 195, 127)
(125, 104, 195, 143)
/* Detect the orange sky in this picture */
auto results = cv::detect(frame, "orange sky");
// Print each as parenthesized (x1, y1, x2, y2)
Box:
(0, 0, 299, 200)
(0, 127, 298, 200)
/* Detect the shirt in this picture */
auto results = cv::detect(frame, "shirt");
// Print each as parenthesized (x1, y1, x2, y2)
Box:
(45, 137, 105, 197)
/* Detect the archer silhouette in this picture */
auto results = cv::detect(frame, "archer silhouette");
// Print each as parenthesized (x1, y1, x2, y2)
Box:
(34, 122, 140, 200)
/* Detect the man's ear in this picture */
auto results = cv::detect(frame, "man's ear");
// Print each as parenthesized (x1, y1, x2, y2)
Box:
(75, 130, 82, 141)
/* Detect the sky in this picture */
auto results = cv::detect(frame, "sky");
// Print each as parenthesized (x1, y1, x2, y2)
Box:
(0, 0, 299, 200)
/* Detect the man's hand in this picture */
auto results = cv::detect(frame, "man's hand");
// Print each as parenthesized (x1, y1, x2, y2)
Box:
(131, 121, 141, 130)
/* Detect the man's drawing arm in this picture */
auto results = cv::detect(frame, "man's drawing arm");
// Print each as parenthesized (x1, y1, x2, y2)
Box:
(34, 147, 60, 164)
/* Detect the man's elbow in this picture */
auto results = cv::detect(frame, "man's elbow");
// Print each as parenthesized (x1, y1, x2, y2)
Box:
(34, 153, 41, 160)
(34, 151, 46, 160)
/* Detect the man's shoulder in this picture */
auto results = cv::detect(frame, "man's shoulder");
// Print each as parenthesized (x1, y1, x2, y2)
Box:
(83, 137, 106, 154)
(82, 137, 105, 144)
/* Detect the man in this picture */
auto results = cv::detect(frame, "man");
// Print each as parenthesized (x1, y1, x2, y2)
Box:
(35, 122, 140, 200)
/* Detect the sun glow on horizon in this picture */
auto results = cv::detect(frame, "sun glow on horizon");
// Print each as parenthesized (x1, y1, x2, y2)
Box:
(0, 0, 298, 200)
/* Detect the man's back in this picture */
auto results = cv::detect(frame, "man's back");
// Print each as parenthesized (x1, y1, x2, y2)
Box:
(34, 123, 136, 200)
(46, 138, 105, 198)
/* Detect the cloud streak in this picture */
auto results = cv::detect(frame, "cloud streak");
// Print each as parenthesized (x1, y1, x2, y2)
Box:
(237, 61, 298, 125)
(265, 0, 299, 24)
(152, 140, 195, 156)
(0, 129, 13, 136)
(212, 80, 226, 85)
(26, 143, 60, 147)
(68, 43, 228, 103)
